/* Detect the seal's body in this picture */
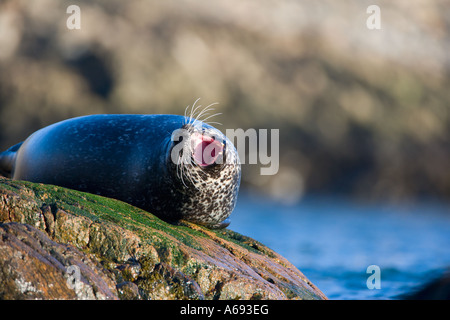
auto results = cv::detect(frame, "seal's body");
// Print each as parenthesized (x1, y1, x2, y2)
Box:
(0, 114, 241, 229)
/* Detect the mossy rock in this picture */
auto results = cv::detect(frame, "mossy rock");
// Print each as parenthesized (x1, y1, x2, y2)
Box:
(0, 177, 326, 300)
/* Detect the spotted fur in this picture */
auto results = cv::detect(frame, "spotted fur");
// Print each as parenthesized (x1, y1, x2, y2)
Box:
(169, 121, 241, 228)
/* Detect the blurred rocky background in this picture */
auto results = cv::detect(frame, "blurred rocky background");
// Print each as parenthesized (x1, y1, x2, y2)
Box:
(0, 0, 449, 204)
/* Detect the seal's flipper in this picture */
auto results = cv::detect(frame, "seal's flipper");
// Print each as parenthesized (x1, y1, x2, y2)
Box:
(209, 218, 231, 229)
(0, 142, 23, 178)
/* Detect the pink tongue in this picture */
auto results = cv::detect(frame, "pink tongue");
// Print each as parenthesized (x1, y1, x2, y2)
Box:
(193, 136, 223, 166)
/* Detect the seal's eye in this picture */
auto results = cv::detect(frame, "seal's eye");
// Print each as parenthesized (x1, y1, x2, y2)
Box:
(192, 134, 224, 167)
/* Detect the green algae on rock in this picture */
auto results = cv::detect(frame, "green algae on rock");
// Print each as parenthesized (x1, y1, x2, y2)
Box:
(0, 177, 326, 300)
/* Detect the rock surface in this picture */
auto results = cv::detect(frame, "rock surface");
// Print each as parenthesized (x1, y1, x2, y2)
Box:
(0, 177, 326, 300)
(401, 270, 450, 300)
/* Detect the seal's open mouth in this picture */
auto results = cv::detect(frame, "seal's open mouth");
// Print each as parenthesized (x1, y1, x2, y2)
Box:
(192, 133, 224, 167)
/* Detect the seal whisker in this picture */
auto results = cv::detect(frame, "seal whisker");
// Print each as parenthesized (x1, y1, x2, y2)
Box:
(193, 106, 213, 121)
(179, 152, 191, 188)
(202, 102, 220, 110)
(185, 102, 195, 126)
(183, 104, 192, 125)
(203, 121, 223, 126)
(181, 161, 198, 190)
(199, 112, 222, 124)
(191, 103, 219, 130)
(180, 165, 188, 187)
(188, 98, 203, 126)
(195, 103, 219, 121)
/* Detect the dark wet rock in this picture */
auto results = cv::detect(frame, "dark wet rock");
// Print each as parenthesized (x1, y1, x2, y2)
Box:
(116, 281, 141, 300)
(402, 270, 450, 300)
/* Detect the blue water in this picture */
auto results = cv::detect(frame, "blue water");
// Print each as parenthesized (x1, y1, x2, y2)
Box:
(229, 193, 450, 299)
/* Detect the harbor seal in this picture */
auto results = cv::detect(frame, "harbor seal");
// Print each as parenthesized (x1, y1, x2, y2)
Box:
(0, 106, 241, 229)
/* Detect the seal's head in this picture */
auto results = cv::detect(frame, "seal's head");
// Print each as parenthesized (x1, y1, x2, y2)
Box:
(167, 107, 241, 229)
